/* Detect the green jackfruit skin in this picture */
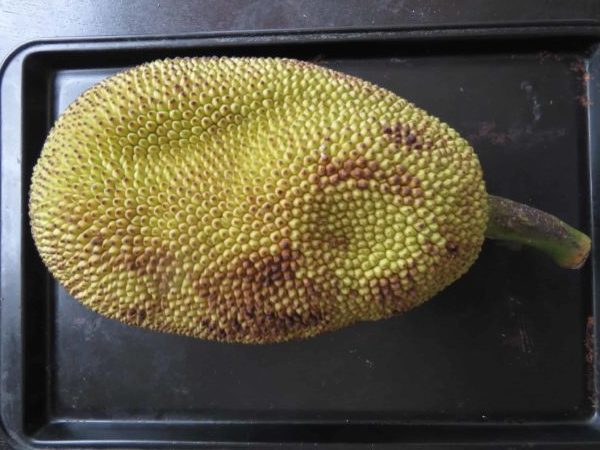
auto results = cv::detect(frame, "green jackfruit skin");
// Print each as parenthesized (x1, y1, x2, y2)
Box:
(29, 57, 487, 343)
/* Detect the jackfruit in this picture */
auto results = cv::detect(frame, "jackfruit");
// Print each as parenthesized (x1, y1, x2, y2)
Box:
(29, 57, 591, 343)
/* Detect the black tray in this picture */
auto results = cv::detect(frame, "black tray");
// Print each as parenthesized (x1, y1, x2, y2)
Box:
(1, 24, 599, 449)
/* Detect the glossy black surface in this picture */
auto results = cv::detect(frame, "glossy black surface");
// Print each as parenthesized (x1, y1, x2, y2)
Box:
(1, 4, 599, 450)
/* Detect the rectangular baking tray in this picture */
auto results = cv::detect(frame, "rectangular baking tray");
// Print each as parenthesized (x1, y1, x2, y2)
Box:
(1, 24, 599, 449)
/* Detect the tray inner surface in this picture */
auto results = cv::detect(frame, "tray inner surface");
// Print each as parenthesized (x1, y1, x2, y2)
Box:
(6, 36, 596, 445)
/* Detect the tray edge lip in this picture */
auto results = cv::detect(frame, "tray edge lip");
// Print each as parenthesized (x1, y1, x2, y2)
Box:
(3, 18, 600, 80)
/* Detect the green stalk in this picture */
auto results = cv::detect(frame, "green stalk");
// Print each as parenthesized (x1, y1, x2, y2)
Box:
(485, 195, 591, 269)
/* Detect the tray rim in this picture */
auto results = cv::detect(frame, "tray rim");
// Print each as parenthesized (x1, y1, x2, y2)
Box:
(3, 19, 600, 75)
(1, 22, 600, 449)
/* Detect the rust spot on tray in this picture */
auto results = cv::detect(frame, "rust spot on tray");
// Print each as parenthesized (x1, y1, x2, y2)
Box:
(585, 316, 596, 408)
(586, 316, 595, 365)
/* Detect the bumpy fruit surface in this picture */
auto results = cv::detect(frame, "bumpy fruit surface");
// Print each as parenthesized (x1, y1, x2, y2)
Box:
(29, 57, 488, 343)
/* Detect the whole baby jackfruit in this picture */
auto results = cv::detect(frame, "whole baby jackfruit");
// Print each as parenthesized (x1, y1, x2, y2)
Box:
(29, 57, 591, 343)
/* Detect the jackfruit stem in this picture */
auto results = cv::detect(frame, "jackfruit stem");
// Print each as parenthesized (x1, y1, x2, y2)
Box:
(485, 195, 591, 269)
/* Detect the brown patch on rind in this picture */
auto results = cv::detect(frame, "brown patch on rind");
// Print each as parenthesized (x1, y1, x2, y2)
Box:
(126, 306, 148, 325)
(313, 154, 420, 200)
(382, 123, 423, 149)
(370, 275, 414, 315)
(445, 241, 459, 257)
(194, 249, 331, 342)
(114, 243, 174, 322)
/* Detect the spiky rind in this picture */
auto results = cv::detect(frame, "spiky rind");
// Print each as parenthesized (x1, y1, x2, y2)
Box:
(29, 57, 487, 343)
